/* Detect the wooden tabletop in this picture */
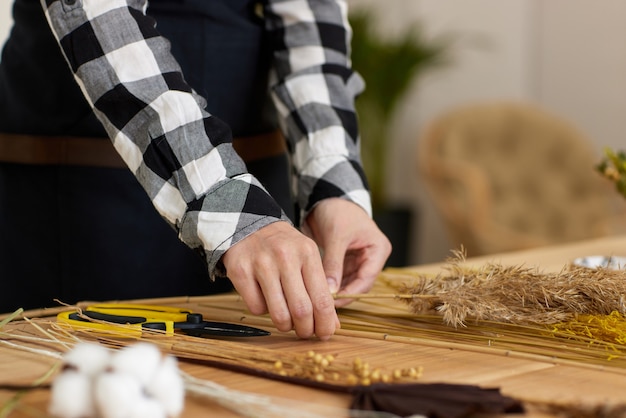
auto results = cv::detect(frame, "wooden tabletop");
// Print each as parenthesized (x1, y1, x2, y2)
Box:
(3, 234, 626, 417)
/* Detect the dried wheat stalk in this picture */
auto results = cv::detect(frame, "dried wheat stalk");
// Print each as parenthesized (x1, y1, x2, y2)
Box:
(383, 250, 626, 327)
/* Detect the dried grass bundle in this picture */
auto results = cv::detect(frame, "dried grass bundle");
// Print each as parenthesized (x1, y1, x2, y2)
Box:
(0, 318, 350, 418)
(552, 311, 626, 347)
(48, 318, 424, 389)
(386, 250, 626, 327)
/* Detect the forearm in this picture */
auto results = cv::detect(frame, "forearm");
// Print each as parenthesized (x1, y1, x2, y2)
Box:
(264, 0, 372, 222)
(41, 0, 290, 277)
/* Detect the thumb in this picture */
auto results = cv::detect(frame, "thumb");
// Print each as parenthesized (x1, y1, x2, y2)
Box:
(321, 241, 347, 294)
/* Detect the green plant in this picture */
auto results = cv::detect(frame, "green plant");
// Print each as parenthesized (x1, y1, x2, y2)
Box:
(597, 147, 626, 198)
(350, 11, 452, 209)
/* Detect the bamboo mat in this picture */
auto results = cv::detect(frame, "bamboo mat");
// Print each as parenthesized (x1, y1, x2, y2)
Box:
(0, 347, 52, 416)
(0, 310, 621, 418)
(134, 291, 626, 412)
(4, 235, 626, 417)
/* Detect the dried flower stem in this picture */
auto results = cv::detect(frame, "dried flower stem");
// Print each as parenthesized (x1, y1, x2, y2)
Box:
(332, 293, 438, 300)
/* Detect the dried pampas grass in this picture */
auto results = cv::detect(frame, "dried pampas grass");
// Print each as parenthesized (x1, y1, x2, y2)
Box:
(386, 250, 626, 327)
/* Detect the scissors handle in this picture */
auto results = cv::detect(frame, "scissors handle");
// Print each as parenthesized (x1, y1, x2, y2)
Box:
(57, 304, 180, 336)
(56, 311, 153, 336)
(86, 303, 192, 322)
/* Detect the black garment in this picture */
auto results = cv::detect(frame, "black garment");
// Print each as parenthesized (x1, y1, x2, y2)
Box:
(0, 0, 293, 313)
(0, 0, 278, 137)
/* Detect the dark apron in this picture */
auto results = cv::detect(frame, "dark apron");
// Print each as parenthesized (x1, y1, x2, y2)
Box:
(0, 0, 293, 312)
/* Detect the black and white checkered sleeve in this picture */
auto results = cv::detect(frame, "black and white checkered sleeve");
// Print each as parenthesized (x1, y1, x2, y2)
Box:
(41, 0, 290, 278)
(264, 0, 372, 222)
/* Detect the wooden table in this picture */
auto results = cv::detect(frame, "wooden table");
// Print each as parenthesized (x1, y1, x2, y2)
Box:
(3, 235, 626, 417)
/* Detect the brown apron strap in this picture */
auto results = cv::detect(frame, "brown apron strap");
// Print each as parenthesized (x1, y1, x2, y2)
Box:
(0, 133, 126, 168)
(0, 130, 286, 168)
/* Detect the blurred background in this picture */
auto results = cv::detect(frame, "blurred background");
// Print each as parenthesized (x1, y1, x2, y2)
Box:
(347, 0, 626, 267)
(3, 1, 626, 266)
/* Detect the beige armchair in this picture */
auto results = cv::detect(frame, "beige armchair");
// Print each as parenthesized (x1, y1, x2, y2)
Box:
(418, 101, 618, 257)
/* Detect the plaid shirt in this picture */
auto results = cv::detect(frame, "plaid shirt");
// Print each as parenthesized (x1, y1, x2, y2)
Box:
(41, 0, 371, 278)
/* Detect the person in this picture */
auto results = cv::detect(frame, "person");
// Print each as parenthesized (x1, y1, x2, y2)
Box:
(0, 0, 391, 340)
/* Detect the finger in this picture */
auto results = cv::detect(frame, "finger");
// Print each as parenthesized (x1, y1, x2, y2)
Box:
(334, 245, 390, 308)
(254, 258, 294, 333)
(234, 279, 269, 314)
(280, 266, 315, 339)
(224, 262, 268, 315)
(320, 239, 349, 295)
(301, 255, 338, 340)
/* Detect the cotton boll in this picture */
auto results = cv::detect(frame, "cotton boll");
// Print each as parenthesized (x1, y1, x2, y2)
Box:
(48, 343, 110, 418)
(108, 342, 162, 386)
(127, 397, 167, 418)
(48, 370, 95, 418)
(145, 355, 184, 417)
(94, 371, 143, 418)
(62, 342, 111, 377)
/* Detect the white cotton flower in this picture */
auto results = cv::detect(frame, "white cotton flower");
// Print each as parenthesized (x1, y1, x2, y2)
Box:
(61, 342, 111, 377)
(48, 370, 95, 418)
(108, 342, 162, 386)
(127, 397, 167, 418)
(94, 371, 143, 418)
(145, 355, 184, 417)
(49, 341, 185, 418)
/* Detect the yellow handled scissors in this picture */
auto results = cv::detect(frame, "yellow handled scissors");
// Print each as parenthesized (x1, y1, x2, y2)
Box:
(57, 303, 270, 338)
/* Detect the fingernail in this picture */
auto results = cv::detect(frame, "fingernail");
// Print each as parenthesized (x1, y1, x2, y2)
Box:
(327, 277, 338, 294)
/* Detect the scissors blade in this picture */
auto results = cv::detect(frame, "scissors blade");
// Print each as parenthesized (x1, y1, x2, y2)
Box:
(177, 321, 271, 337)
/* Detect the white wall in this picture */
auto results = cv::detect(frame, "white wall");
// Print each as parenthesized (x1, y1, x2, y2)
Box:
(537, 0, 626, 152)
(0, 2, 12, 57)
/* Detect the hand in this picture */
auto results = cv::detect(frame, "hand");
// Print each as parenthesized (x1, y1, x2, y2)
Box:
(304, 198, 392, 308)
(221, 221, 339, 340)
